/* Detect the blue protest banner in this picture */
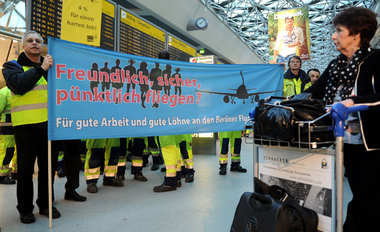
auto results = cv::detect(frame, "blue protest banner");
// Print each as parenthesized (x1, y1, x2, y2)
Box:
(47, 38, 283, 140)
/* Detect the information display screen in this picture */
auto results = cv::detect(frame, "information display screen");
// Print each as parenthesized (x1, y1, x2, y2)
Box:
(119, 8, 165, 58)
(168, 34, 196, 62)
(100, 0, 115, 51)
(31, 0, 62, 43)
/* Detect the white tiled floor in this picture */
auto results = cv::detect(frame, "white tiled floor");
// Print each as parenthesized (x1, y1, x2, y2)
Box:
(0, 141, 351, 232)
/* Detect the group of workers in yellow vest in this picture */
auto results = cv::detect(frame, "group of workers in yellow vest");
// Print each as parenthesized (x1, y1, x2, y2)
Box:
(0, 31, 256, 225)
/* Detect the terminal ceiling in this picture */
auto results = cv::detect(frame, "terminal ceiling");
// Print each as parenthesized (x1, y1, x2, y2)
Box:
(203, 0, 380, 71)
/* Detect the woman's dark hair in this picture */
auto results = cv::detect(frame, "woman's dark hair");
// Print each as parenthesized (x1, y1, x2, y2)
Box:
(332, 6, 377, 45)
(307, 68, 320, 75)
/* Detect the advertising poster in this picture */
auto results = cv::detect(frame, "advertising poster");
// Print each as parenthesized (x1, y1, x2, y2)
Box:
(258, 147, 335, 232)
(61, 0, 102, 46)
(268, 7, 311, 64)
(47, 38, 283, 140)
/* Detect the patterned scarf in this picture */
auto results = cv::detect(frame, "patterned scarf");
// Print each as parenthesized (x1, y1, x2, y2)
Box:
(324, 45, 371, 104)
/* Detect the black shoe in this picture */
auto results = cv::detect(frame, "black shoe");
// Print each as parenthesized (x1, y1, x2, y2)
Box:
(230, 164, 247, 173)
(65, 191, 87, 202)
(11, 173, 17, 180)
(19, 212, 35, 224)
(161, 167, 166, 172)
(134, 173, 148, 182)
(219, 165, 227, 175)
(176, 180, 182, 188)
(39, 207, 61, 219)
(153, 184, 176, 192)
(117, 175, 125, 181)
(87, 182, 98, 193)
(180, 172, 186, 179)
(103, 178, 124, 187)
(0, 176, 16, 185)
(151, 163, 159, 171)
(185, 173, 194, 183)
(57, 169, 66, 178)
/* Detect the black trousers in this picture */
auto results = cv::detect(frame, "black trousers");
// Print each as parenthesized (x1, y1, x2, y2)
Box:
(343, 143, 380, 232)
(53, 139, 81, 193)
(14, 122, 58, 214)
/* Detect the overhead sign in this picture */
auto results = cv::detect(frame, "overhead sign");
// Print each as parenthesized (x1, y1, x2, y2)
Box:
(30, 0, 62, 43)
(47, 38, 283, 140)
(189, 55, 216, 64)
(100, 0, 115, 50)
(168, 34, 196, 62)
(119, 8, 165, 58)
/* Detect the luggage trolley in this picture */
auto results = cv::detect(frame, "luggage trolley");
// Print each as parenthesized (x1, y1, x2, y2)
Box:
(245, 101, 368, 232)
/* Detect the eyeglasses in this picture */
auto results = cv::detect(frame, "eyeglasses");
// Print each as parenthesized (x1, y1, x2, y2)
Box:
(25, 38, 42, 44)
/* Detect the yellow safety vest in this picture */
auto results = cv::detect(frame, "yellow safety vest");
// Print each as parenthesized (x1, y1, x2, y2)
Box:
(0, 87, 12, 126)
(10, 65, 47, 126)
(283, 78, 311, 97)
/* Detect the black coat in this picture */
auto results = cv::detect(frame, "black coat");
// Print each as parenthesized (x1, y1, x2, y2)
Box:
(305, 49, 380, 150)
(2, 52, 47, 95)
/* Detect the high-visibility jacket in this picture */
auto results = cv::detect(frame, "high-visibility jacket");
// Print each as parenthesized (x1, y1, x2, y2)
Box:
(9, 62, 47, 126)
(0, 86, 13, 134)
(283, 78, 311, 97)
(282, 69, 311, 97)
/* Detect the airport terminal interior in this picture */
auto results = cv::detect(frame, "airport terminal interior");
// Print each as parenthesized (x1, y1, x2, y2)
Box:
(0, 141, 352, 232)
(0, 0, 379, 231)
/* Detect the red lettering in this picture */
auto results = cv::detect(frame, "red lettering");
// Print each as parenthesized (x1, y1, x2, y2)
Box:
(121, 69, 126, 84)
(67, 68, 75, 80)
(132, 74, 139, 85)
(139, 71, 148, 85)
(104, 90, 112, 103)
(175, 74, 184, 87)
(161, 94, 168, 104)
(82, 91, 93, 101)
(192, 79, 198, 87)
(145, 90, 152, 103)
(157, 76, 164, 86)
(169, 77, 176, 86)
(125, 70, 131, 84)
(169, 95, 177, 107)
(110, 69, 120, 83)
(99, 71, 109, 83)
(93, 88, 104, 102)
(178, 95, 186, 104)
(185, 79, 192, 87)
(75, 69, 85, 80)
(56, 64, 66, 79)
(123, 92, 130, 103)
(56, 89, 68, 105)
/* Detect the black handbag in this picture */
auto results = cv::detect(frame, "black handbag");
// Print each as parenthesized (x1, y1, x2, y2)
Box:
(253, 177, 319, 232)
(254, 100, 295, 142)
(253, 93, 334, 147)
